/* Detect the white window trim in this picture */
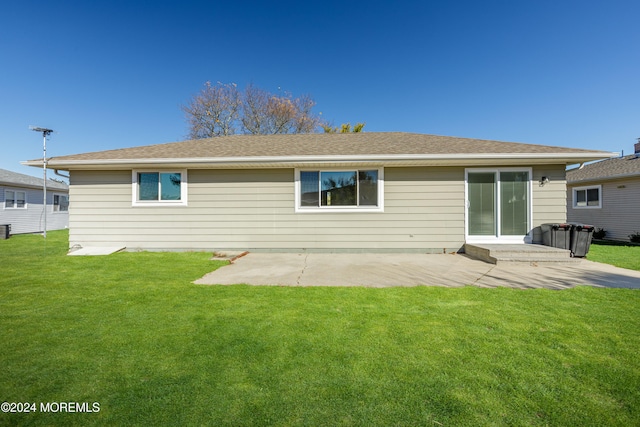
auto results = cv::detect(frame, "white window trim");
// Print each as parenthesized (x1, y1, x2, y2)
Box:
(132, 170, 188, 207)
(52, 193, 69, 213)
(572, 185, 602, 209)
(294, 167, 384, 213)
(464, 167, 533, 244)
(4, 189, 27, 209)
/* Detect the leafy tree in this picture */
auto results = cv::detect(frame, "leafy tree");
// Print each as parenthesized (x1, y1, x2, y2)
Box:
(321, 122, 366, 133)
(182, 82, 324, 138)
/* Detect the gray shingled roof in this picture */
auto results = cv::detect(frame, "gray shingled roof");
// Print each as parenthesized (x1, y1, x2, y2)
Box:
(0, 168, 68, 191)
(567, 153, 640, 183)
(23, 132, 614, 169)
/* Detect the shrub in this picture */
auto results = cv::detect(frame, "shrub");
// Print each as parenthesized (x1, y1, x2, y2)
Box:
(629, 232, 640, 243)
(593, 228, 607, 240)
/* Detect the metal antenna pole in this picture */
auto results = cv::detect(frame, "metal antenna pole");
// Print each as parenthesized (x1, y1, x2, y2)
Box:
(43, 132, 47, 238)
(30, 127, 54, 238)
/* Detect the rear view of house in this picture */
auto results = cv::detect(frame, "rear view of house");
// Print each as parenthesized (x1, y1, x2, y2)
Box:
(567, 141, 640, 241)
(23, 132, 614, 252)
(0, 168, 69, 235)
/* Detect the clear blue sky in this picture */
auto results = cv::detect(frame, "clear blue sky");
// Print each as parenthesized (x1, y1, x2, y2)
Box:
(1, 0, 638, 177)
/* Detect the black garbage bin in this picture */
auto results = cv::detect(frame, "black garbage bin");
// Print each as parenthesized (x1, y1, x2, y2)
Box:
(0, 224, 10, 239)
(570, 224, 595, 257)
(541, 223, 572, 249)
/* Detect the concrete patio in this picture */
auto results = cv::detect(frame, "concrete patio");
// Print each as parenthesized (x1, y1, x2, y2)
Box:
(195, 252, 640, 289)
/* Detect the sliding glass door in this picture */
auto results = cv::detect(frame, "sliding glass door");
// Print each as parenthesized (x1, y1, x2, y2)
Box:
(466, 169, 531, 242)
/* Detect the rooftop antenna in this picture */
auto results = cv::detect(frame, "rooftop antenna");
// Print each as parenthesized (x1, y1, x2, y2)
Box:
(30, 126, 54, 239)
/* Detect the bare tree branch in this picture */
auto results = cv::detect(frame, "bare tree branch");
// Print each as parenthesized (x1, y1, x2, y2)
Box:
(181, 82, 241, 139)
(183, 82, 325, 138)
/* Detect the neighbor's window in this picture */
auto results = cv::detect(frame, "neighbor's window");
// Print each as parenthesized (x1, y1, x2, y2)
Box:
(297, 169, 382, 212)
(5, 190, 26, 209)
(133, 171, 187, 206)
(573, 185, 601, 208)
(53, 194, 69, 212)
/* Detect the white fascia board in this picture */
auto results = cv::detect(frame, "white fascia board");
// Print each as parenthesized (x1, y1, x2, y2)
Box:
(26, 151, 618, 170)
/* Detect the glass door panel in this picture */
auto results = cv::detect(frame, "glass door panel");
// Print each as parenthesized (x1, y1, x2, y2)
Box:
(500, 171, 529, 236)
(468, 172, 496, 236)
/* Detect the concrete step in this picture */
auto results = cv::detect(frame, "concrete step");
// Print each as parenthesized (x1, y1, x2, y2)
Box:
(489, 256, 581, 266)
(464, 243, 580, 265)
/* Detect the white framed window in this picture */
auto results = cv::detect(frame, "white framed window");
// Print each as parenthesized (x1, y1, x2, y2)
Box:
(4, 190, 26, 209)
(53, 194, 69, 212)
(295, 168, 384, 213)
(573, 185, 601, 209)
(132, 170, 187, 206)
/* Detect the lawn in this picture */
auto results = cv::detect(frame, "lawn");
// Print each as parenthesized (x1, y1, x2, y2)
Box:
(1, 231, 639, 426)
(587, 242, 640, 271)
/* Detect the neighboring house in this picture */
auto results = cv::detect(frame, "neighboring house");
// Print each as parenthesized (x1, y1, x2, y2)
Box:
(566, 141, 640, 241)
(0, 168, 69, 235)
(23, 133, 613, 252)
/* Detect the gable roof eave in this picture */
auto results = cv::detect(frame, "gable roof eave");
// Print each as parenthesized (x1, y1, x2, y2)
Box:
(567, 171, 640, 185)
(566, 153, 640, 184)
(24, 151, 617, 171)
(0, 181, 69, 191)
(0, 168, 68, 191)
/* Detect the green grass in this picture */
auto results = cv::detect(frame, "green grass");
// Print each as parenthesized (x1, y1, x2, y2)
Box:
(587, 243, 640, 270)
(1, 231, 639, 426)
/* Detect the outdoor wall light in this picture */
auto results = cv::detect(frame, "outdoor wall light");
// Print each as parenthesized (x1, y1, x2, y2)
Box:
(540, 176, 550, 186)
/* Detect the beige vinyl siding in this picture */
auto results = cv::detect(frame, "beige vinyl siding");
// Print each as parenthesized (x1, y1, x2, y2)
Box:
(69, 167, 466, 252)
(531, 165, 568, 243)
(69, 165, 567, 251)
(567, 177, 640, 241)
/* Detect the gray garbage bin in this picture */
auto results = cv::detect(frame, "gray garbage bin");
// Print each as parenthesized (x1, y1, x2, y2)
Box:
(541, 223, 572, 249)
(570, 224, 595, 257)
(0, 224, 10, 239)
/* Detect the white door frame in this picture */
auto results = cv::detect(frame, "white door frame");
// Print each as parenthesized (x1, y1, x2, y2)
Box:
(464, 167, 533, 244)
